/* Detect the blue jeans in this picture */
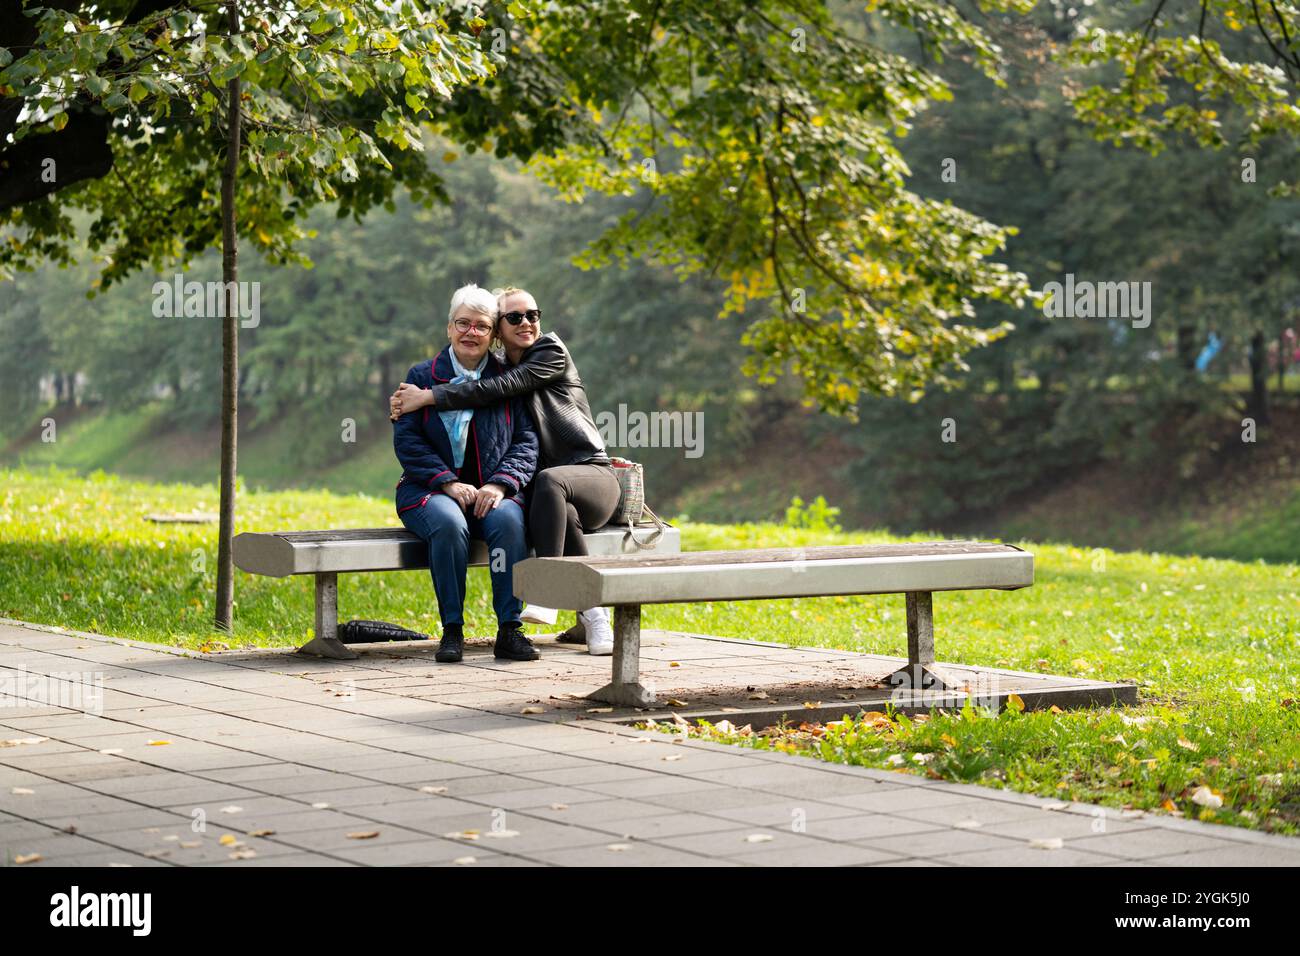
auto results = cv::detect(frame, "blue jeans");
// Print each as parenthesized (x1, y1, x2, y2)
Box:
(398, 492, 528, 628)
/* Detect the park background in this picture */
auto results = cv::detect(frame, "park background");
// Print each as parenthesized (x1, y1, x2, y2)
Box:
(1, 1, 1298, 833)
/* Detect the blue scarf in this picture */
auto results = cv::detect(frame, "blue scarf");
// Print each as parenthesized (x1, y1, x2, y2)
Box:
(439, 348, 487, 469)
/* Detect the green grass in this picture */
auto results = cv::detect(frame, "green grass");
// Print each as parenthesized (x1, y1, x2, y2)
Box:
(1, 466, 1297, 833)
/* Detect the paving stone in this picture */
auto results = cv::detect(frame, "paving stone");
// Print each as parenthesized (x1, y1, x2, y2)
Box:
(943, 844, 1127, 867)
(1143, 844, 1300, 867)
(351, 763, 495, 786)
(581, 774, 733, 800)
(824, 786, 976, 814)
(724, 841, 905, 867)
(584, 811, 746, 841)
(894, 798, 1056, 828)
(271, 823, 438, 853)
(859, 827, 1024, 859)
(975, 814, 1154, 842)
(526, 798, 678, 826)
(528, 841, 736, 867)
(1067, 827, 1248, 860)
(326, 836, 506, 866)
(706, 800, 864, 828)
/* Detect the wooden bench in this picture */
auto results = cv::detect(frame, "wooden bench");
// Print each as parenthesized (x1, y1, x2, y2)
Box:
(512, 541, 1034, 706)
(233, 524, 681, 660)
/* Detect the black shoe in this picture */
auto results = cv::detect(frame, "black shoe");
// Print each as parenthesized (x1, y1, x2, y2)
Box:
(435, 624, 464, 663)
(493, 623, 540, 661)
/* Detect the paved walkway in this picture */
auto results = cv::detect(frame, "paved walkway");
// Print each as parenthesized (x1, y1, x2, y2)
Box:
(2, 619, 1297, 867)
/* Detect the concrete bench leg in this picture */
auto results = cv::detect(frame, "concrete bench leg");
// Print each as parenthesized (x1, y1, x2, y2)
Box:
(588, 604, 656, 707)
(886, 591, 958, 692)
(297, 572, 359, 661)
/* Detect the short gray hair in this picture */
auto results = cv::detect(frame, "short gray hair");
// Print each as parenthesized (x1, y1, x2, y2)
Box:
(448, 283, 498, 324)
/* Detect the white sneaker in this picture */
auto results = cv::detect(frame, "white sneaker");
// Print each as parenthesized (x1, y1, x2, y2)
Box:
(520, 603, 558, 626)
(580, 607, 614, 656)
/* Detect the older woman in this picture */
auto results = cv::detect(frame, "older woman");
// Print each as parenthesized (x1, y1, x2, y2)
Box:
(393, 284, 540, 663)
(390, 287, 621, 656)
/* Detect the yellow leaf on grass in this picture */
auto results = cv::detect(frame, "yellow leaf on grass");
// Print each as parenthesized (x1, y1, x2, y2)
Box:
(1006, 693, 1025, 713)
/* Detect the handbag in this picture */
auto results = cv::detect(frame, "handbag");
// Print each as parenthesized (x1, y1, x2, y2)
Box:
(608, 456, 667, 550)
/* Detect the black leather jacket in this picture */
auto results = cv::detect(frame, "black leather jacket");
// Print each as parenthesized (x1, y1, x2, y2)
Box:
(430, 332, 610, 471)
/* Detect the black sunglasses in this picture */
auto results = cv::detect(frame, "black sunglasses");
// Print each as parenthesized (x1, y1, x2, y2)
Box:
(501, 309, 541, 326)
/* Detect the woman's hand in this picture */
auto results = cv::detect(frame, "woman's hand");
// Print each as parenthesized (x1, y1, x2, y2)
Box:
(441, 481, 477, 512)
(390, 382, 434, 420)
(472, 483, 506, 518)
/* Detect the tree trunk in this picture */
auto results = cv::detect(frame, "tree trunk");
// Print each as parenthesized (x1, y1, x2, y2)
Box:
(1280, 329, 1287, 394)
(214, 0, 242, 632)
(1176, 322, 1197, 372)
(1248, 329, 1271, 426)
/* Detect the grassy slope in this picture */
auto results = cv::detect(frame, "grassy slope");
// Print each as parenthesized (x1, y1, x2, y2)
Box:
(1, 468, 1297, 833)
(5, 399, 1300, 564)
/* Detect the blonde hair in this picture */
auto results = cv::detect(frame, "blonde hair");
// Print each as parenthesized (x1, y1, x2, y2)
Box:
(493, 285, 531, 307)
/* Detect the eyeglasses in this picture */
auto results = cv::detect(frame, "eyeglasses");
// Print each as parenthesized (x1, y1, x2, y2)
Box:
(501, 309, 541, 326)
(452, 318, 494, 336)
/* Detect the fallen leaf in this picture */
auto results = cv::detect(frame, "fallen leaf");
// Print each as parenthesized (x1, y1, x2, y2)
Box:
(180, 841, 202, 849)
(662, 754, 684, 762)
(586, 707, 614, 714)
(520, 706, 545, 715)
(665, 698, 689, 707)
(452, 856, 476, 865)
(311, 802, 331, 809)
(1029, 838, 1063, 850)
(952, 819, 982, 829)
(146, 740, 171, 746)
(14, 853, 42, 865)
(419, 786, 448, 795)
(606, 843, 631, 852)
(218, 834, 238, 846)
(0, 737, 46, 747)
(669, 661, 680, 668)
(219, 805, 243, 814)
(228, 848, 257, 860)
(550, 803, 569, 811)
(1190, 786, 1222, 809)
(346, 831, 380, 840)
(10, 787, 34, 795)
(445, 830, 480, 840)
(744, 834, 774, 843)
(803, 701, 821, 709)
(481, 829, 520, 839)
(747, 691, 768, 700)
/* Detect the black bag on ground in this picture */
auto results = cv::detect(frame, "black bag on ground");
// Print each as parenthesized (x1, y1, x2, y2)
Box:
(339, 620, 430, 644)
